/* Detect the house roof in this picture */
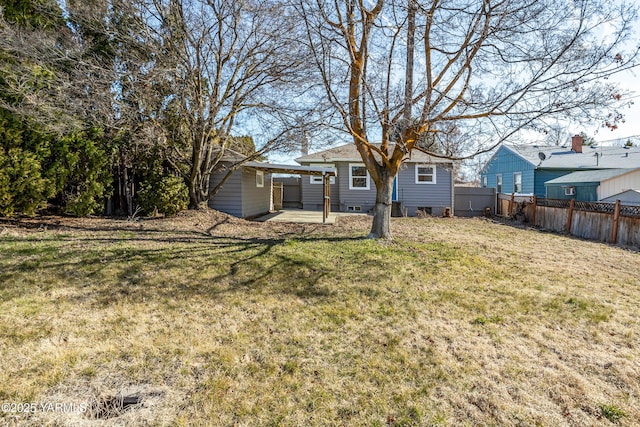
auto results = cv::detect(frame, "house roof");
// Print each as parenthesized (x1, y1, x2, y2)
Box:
(601, 189, 640, 205)
(295, 143, 453, 164)
(502, 143, 640, 170)
(544, 168, 639, 185)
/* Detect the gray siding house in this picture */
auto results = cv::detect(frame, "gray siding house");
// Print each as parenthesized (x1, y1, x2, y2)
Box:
(207, 149, 272, 218)
(208, 149, 336, 219)
(296, 143, 454, 216)
(209, 162, 272, 219)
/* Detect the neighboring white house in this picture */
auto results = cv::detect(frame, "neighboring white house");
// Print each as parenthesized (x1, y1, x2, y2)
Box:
(596, 168, 640, 201)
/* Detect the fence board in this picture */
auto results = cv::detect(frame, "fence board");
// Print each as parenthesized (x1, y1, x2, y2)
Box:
(618, 217, 640, 247)
(536, 206, 567, 232)
(571, 211, 611, 242)
(496, 193, 640, 248)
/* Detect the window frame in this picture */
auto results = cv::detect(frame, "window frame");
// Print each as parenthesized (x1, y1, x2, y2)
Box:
(348, 163, 370, 190)
(513, 172, 522, 193)
(309, 163, 336, 184)
(256, 170, 264, 188)
(496, 174, 503, 193)
(415, 164, 437, 184)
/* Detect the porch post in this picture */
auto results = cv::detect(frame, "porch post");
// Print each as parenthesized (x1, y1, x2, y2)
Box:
(323, 172, 331, 224)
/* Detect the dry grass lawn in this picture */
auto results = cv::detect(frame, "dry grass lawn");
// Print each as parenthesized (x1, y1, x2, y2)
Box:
(0, 211, 638, 426)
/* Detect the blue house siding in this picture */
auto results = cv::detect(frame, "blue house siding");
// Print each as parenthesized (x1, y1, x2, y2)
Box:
(481, 146, 536, 194)
(533, 169, 579, 197)
(546, 182, 599, 201)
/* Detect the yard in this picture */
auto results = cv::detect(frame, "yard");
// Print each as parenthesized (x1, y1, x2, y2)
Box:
(0, 211, 638, 426)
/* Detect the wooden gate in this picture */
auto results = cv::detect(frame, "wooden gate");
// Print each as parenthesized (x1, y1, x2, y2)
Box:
(272, 182, 283, 210)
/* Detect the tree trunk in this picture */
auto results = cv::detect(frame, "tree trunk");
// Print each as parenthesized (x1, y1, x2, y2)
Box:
(188, 177, 200, 209)
(369, 171, 394, 239)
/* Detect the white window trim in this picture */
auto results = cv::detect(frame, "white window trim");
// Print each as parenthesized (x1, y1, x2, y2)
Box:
(349, 163, 370, 190)
(256, 170, 264, 188)
(415, 164, 436, 184)
(513, 172, 522, 193)
(310, 163, 336, 184)
(496, 174, 503, 193)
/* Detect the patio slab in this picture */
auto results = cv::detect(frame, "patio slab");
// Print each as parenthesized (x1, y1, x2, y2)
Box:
(255, 209, 367, 224)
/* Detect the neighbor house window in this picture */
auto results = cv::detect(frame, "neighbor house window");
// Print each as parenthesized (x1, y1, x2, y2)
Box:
(513, 172, 522, 193)
(415, 164, 436, 184)
(256, 170, 264, 188)
(349, 164, 370, 190)
(482, 176, 488, 188)
(310, 164, 336, 184)
(496, 174, 503, 193)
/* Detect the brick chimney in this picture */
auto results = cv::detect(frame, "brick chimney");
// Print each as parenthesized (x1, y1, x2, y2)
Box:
(571, 135, 583, 153)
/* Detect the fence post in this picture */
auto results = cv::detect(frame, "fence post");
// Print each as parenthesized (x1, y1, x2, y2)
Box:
(611, 200, 621, 244)
(565, 199, 575, 234)
(509, 193, 515, 217)
(531, 195, 537, 226)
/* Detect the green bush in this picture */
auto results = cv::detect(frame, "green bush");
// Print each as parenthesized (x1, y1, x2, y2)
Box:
(0, 148, 51, 216)
(58, 131, 111, 217)
(137, 174, 189, 217)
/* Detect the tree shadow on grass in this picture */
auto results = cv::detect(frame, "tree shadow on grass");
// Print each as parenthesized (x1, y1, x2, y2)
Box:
(0, 231, 367, 307)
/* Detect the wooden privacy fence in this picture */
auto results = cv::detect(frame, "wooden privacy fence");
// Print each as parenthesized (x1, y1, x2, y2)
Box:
(497, 193, 640, 247)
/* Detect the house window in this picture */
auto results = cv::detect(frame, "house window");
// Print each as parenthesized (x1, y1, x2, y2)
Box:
(496, 174, 503, 193)
(565, 186, 575, 196)
(310, 164, 336, 184)
(482, 176, 488, 188)
(256, 170, 264, 188)
(349, 164, 370, 190)
(514, 172, 522, 193)
(415, 164, 436, 184)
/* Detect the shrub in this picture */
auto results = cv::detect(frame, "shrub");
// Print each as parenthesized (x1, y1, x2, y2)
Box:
(0, 148, 51, 216)
(137, 174, 189, 217)
(59, 133, 111, 217)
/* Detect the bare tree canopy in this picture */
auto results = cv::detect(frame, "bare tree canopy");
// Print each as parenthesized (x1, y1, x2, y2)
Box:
(298, 0, 639, 238)
(0, 0, 321, 209)
(150, 0, 318, 206)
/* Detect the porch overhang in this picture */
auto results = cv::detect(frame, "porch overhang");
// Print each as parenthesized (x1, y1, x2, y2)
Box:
(243, 161, 336, 177)
(243, 162, 335, 223)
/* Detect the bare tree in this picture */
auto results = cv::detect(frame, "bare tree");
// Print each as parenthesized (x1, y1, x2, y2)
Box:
(145, 0, 319, 208)
(298, 0, 639, 238)
(1, 0, 321, 210)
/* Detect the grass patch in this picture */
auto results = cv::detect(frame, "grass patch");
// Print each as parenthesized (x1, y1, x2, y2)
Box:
(1, 214, 639, 426)
(600, 403, 626, 423)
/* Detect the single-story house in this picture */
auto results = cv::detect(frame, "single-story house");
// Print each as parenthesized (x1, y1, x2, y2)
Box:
(295, 143, 454, 216)
(480, 135, 640, 197)
(545, 168, 640, 202)
(208, 150, 273, 218)
(208, 149, 335, 219)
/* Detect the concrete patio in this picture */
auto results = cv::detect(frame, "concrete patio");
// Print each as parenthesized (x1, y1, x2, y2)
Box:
(255, 209, 368, 224)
